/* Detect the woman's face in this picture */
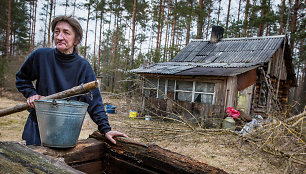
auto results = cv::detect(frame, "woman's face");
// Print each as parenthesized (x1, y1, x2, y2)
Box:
(54, 21, 76, 54)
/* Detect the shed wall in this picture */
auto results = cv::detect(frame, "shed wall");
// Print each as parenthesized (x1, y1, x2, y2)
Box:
(141, 75, 227, 128)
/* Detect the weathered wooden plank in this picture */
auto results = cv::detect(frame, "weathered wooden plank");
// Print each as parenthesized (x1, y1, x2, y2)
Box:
(30, 132, 228, 174)
(90, 131, 228, 174)
(0, 141, 83, 174)
(30, 138, 104, 165)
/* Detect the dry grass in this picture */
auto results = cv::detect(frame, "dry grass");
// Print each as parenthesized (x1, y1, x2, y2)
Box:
(0, 91, 305, 174)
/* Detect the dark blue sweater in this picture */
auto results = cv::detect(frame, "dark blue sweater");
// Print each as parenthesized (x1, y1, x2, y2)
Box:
(16, 48, 111, 145)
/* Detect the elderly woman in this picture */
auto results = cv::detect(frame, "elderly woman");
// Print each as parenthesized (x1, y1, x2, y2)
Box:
(16, 15, 127, 145)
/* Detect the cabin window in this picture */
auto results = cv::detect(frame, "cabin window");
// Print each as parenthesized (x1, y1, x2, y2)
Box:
(143, 78, 215, 104)
(175, 81, 193, 102)
(174, 81, 215, 104)
(194, 82, 215, 104)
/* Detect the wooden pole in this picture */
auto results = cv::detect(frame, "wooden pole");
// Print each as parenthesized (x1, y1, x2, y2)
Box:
(0, 81, 98, 117)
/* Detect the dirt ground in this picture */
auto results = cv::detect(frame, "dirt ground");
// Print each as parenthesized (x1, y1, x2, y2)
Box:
(0, 91, 303, 174)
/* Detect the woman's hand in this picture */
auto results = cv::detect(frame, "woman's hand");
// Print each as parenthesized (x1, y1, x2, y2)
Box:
(105, 131, 128, 144)
(27, 95, 44, 108)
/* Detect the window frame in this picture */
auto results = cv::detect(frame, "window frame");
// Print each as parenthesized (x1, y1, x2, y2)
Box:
(143, 78, 216, 104)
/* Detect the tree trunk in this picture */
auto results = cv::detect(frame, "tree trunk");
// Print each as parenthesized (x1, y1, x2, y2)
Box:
(163, 0, 171, 61)
(4, 0, 11, 62)
(205, 1, 212, 40)
(156, 0, 163, 49)
(289, 0, 299, 55)
(28, 0, 33, 51)
(93, 10, 98, 73)
(258, 0, 266, 37)
(171, 0, 177, 58)
(84, 2, 91, 59)
(217, 0, 222, 25)
(98, 12, 103, 75)
(265, 0, 271, 36)
(130, 0, 137, 69)
(33, 0, 38, 49)
(196, 0, 203, 39)
(73, 0, 77, 17)
(186, 0, 193, 44)
(225, 0, 231, 37)
(278, 0, 286, 35)
(65, 0, 69, 15)
(43, 2, 49, 47)
(47, 0, 53, 47)
(242, 0, 250, 37)
(159, 0, 166, 50)
(111, 9, 119, 93)
(236, 0, 242, 37)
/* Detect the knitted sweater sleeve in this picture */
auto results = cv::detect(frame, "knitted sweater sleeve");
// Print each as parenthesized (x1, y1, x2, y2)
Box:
(82, 64, 111, 135)
(15, 50, 38, 98)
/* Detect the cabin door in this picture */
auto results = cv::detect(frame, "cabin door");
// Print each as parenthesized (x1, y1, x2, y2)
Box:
(237, 85, 254, 115)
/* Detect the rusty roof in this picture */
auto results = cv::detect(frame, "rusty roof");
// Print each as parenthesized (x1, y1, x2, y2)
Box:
(132, 35, 286, 76)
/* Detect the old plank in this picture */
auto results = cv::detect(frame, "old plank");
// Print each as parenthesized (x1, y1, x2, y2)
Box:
(30, 132, 228, 174)
(0, 141, 83, 174)
(90, 131, 228, 174)
(30, 138, 105, 165)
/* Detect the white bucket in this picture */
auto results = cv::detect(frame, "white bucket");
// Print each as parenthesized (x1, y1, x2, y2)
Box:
(145, 115, 151, 121)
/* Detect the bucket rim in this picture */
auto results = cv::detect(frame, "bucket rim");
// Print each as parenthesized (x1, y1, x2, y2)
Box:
(35, 99, 89, 106)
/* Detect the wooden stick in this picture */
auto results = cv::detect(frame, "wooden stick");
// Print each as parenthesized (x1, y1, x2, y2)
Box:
(0, 81, 98, 117)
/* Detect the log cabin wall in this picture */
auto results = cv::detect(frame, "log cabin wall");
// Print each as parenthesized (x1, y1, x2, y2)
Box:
(225, 76, 238, 108)
(269, 48, 287, 80)
(141, 75, 227, 128)
(250, 48, 290, 116)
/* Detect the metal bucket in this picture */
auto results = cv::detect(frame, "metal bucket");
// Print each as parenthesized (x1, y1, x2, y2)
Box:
(35, 99, 88, 148)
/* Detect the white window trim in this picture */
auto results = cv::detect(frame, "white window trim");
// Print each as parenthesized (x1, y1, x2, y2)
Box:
(174, 80, 215, 104)
(143, 79, 216, 104)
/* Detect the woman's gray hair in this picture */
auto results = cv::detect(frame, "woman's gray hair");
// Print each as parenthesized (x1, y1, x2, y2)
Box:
(51, 15, 83, 46)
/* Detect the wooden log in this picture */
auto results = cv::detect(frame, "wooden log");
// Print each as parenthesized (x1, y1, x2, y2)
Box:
(0, 141, 83, 174)
(90, 131, 228, 174)
(0, 81, 98, 117)
(30, 132, 228, 174)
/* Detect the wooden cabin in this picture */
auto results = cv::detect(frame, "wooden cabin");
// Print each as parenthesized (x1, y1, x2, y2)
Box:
(132, 26, 296, 128)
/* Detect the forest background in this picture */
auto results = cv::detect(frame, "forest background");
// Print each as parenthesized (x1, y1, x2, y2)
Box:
(0, 0, 305, 112)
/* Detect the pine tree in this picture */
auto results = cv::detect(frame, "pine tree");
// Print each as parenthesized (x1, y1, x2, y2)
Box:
(47, 0, 53, 47)
(4, 0, 11, 61)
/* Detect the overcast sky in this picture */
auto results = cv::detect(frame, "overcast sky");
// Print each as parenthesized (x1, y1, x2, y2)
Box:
(34, 0, 282, 55)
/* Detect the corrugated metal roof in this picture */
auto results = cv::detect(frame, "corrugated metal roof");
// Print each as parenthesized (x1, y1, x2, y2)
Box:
(172, 35, 285, 63)
(131, 35, 285, 76)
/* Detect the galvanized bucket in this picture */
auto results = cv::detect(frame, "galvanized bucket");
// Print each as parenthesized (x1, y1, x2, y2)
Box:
(34, 99, 88, 148)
